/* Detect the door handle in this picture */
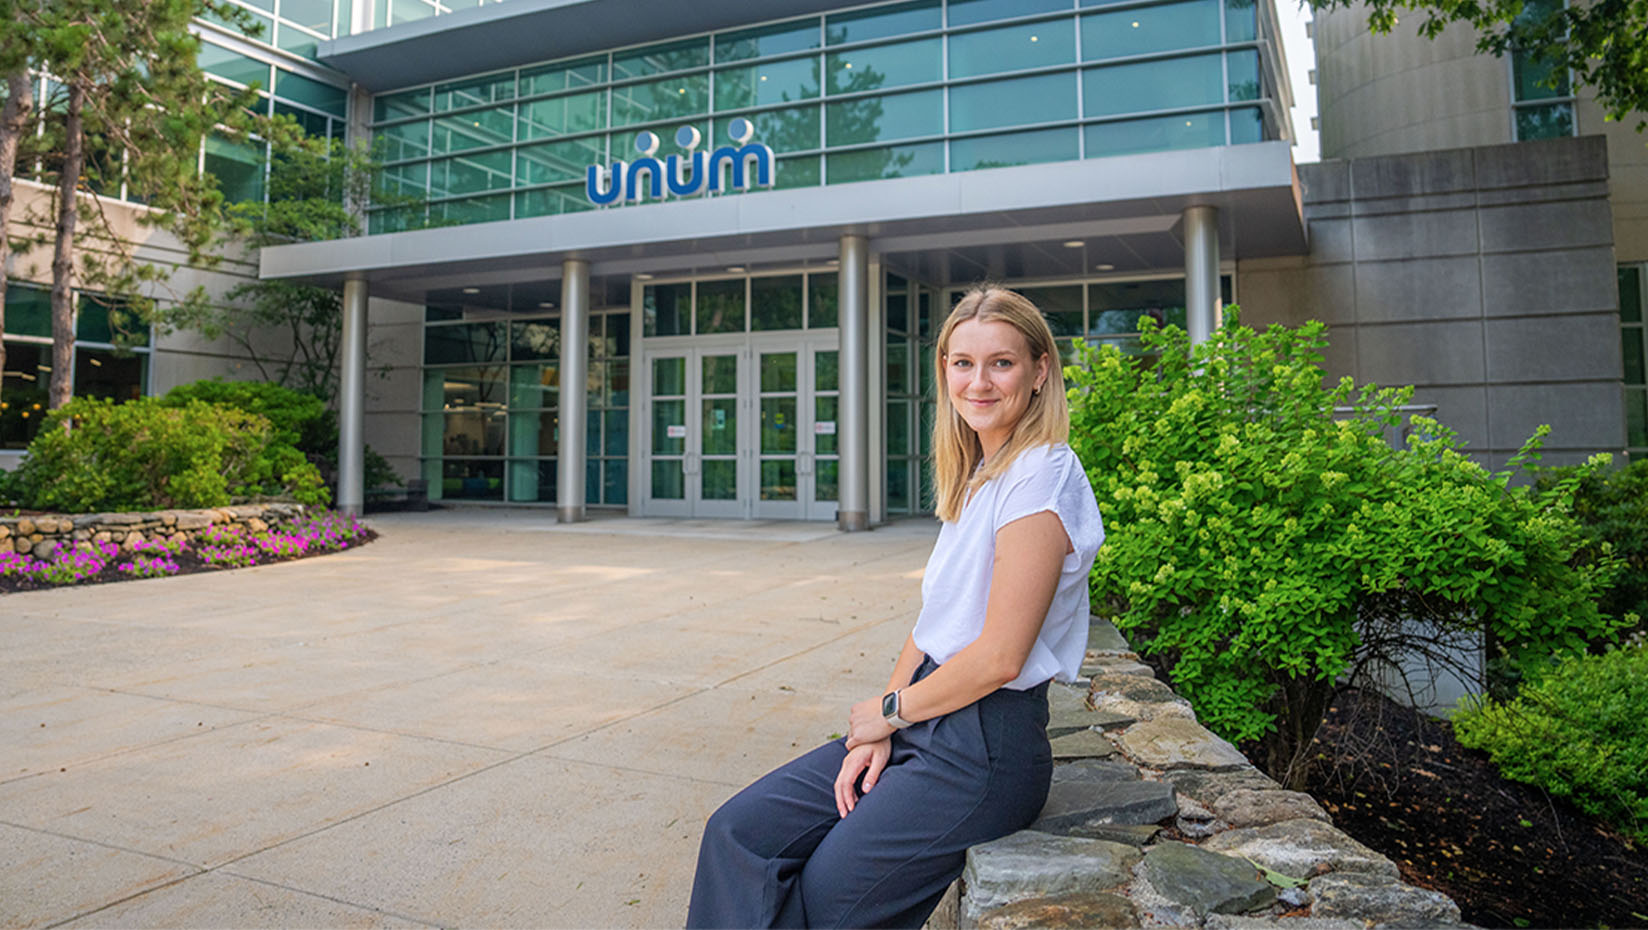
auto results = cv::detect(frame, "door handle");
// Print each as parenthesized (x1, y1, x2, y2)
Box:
(797, 451, 813, 475)
(685, 453, 699, 475)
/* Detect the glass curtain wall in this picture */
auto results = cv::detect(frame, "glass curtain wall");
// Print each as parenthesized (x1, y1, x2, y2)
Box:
(1621, 265, 1646, 458)
(367, 0, 1280, 231)
(420, 304, 629, 504)
(1, 285, 152, 449)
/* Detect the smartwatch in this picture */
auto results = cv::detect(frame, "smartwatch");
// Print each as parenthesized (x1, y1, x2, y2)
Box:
(882, 689, 913, 729)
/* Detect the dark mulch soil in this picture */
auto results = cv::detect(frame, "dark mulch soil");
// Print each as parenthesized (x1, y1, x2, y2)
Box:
(1302, 686, 1648, 929)
(0, 526, 378, 596)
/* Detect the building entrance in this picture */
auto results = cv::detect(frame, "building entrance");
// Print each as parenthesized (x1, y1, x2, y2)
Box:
(641, 333, 839, 520)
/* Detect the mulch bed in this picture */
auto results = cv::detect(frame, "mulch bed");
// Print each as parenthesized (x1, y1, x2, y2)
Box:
(0, 526, 378, 597)
(1301, 686, 1648, 928)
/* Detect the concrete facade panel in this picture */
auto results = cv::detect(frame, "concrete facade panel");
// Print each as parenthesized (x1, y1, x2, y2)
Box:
(1236, 260, 1356, 326)
(1477, 200, 1613, 253)
(1351, 192, 1478, 217)
(1473, 136, 1609, 189)
(1320, 325, 1358, 382)
(1350, 209, 1479, 261)
(1409, 385, 1490, 452)
(1480, 248, 1620, 317)
(1353, 256, 1483, 323)
(1305, 216, 1354, 263)
(1300, 161, 1351, 203)
(1487, 383, 1626, 451)
(1350, 148, 1475, 198)
(1353, 320, 1486, 387)
(1484, 314, 1623, 383)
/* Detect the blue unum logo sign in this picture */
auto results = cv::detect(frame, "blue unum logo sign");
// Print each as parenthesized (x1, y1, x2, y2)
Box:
(586, 119, 776, 205)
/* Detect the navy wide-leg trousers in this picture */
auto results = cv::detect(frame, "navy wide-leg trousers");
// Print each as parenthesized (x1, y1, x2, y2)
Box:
(686, 659, 1052, 929)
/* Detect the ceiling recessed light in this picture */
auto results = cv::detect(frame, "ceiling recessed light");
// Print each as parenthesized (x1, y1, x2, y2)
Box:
(635, 273, 654, 280)
(826, 258, 839, 265)
(461, 287, 480, 294)
(1029, 35, 1039, 42)
(1130, 20, 1140, 27)
(1095, 263, 1116, 271)
(1063, 240, 1084, 248)
(727, 266, 746, 273)
(538, 301, 555, 309)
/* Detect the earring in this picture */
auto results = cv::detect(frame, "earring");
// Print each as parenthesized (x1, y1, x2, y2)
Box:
(1032, 387, 1041, 397)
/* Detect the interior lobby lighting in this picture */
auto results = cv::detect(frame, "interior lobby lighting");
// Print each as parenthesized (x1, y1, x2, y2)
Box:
(538, 301, 555, 309)
(1062, 240, 1084, 248)
(1095, 263, 1116, 271)
(462, 287, 480, 294)
(635, 273, 654, 280)
(727, 265, 746, 273)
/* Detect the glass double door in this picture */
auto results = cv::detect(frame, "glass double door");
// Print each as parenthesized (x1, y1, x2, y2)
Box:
(643, 334, 839, 520)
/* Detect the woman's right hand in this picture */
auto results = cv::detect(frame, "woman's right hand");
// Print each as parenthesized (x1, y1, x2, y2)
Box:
(834, 738, 891, 818)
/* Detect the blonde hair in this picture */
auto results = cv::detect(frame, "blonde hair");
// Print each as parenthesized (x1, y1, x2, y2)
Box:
(931, 286, 1069, 522)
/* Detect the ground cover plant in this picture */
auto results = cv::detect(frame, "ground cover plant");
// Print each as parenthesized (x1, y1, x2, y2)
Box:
(0, 510, 371, 595)
(1065, 312, 1627, 788)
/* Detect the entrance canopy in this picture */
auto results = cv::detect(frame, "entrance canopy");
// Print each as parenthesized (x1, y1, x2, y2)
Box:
(257, 142, 1305, 297)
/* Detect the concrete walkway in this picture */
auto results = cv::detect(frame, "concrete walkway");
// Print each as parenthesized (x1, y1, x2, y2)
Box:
(1, 510, 939, 928)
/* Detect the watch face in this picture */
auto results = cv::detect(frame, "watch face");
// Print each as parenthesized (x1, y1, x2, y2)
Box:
(881, 691, 898, 718)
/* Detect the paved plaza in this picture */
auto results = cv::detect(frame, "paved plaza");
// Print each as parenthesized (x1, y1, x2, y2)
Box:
(1, 510, 938, 928)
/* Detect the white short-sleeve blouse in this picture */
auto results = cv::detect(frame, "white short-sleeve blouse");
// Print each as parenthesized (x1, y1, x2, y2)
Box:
(911, 442, 1105, 690)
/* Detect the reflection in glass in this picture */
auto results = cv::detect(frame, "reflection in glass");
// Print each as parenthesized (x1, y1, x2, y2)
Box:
(1231, 106, 1266, 144)
(654, 356, 686, 396)
(698, 280, 746, 334)
(888, 399, 910, 455)
(510, 364, 557, 408)
(752, 276, 805, 330)
(950, 127, 1077, 171)
(1081, 0, 1221, 61)
(810, 274, 839, 328)
(888, 342, 909, 394)
(949, 19, 1075, 79)
(516, 136, 603, 187)
(613, 38, 710, 80)
(816, 350, 840, 392)
(762, 397, 798, 453)
(430, 150, 512, 196)
(607, 358, 631, 406)
(611, 74, 710, 128)
(1083, 54, 1222, 117)
(816, 395, 839, 455)
(888, 458, 910, 512)
(826, 89, 943, 146)
(715, 57, 821, 111)
(1227, 49, 1261, 102)
(604, 459, 628, 505)
(703, 459, 738, 500)
(1515, 103, 1573, 141)
(509, 411, 559, 455)
(718, 105, 822, 152)
(703, 354, 740, 394)
(520, 57, 606, 97)
(652, 460, 686, 499)
(645, 284, 692, 336)
(826, 141, 943, 183)
(1225, 0, 1257, 41)
(511, 320, 560, 360)
(826, 38, 942, 95)
(1088, 279, 1190, 339)
(826, 0, 941, 45)
(432, 109, 513, 153)
(443, 459, 504, 500)
(653, 398, 686, 454)
(444, 410, 505, 455)
(762, 352, 798, 393)
(815, 459, 839, 501)
(949, 0, 1070, 26)
(1019, 285, 1085, 337)
(703, 397, 738, 454)
(717, 18, 822, 62)
(604, 408, 628, 456)
(508, 459, 557, 502)
(761, 459, 798, 500)
(1085, 112, 1224, 158)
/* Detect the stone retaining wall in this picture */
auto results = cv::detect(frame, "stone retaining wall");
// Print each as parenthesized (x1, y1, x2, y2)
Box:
(0, 503, 307, 559)
(927, 619, 1467, 930)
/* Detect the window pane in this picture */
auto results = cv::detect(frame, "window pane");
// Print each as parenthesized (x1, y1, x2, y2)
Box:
(205, 134, 266, 203)
(516, 137, 602, 185)
(652, 459, 685, 498)
(1085, 111, 1225, 157)
(508, 459, 557, 502)
(949, 0, 1071, 27)
(425, 322, 505, 364)
(1081, 0, 1221, 61)
(715, 56, 821, 111)
(520, 57, 606, 97)
(1228, 49, 1261, 101)
(717, 19, 821, 62)
(76, 295, 147, 345)
(703, 354, 739, 394)
(760, 459, 796, 500)
(432, 109, 513, 153)
(816, 350, 839, 392)
(761, 352, 798, 393)
(1225, 0, 1257, 41)
(826, 0, 940, 45)
(430, 150, 512, 196)
(1088, 279, 1189, 337)
(519, 90, 607, 140)
(434, 193, 510, 224)
(645, 284, 691, 336)
(435, 73, 514, 112)
(752, 275, 804, 330)
(951, 127, 1078, 171)
(1084, 54, 1222, 117)
(810, 273, 839, 328)
(949, 19, 1075, 79)
(375, 120, 430, 161)
(375, 89, 430, 123)
(612, 73, 710, 128)
(1623, 330, 1645, 386)
(199, 41, 268, 88)
(888, 292, 908, 334)
(512, 318, 560, 361)
(603, 458, 627, 505)
(1622, 267, 1643, 323)
(1018, 285, 1085, 337)
(827, 141, 944, 183)
(72, 347, 144, 402)
(1628, 388, 1648, 448)
(950, 72, 1076, 132)
(508, 411, 559, 455)
(613, 38, 710, 79)
(0, 341, 49, 449)
(1513, 49, 1570, 101)
(888, 457, 910, 512)
(827, 38, 941, 95)
(1230, 106, 1265, 143)
(719, 106, 822, 154)
(1515, 102, 1573, 140)
(826, 88, 942, 146)
(4, 284, 52, 338)
(442, 459, 503, 500)
(888, 342, 909, 395)
(697, 279, 746, 334)
(274, 70, 348, 116)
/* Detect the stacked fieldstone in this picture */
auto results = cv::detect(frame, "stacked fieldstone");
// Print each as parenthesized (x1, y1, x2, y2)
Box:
(0, 503, 306, 560)
(925, 619, 1466, 930)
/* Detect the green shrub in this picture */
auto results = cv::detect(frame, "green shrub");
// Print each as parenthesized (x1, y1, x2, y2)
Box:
(163, 379, 401, 492)
(1536, 458, 1648, 635)
(1454, 644, 1648, 843)
(11, 396, 327, 511)
(1066, 312, 1626, 786)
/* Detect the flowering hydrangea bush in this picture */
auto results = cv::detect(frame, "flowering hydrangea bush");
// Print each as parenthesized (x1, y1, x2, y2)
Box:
(0, 510, 370, 591)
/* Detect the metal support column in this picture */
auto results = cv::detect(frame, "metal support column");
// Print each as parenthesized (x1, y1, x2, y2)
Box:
(838, 234, 870, 532)
(338, 274, 368, 516)
(557, 258, 590, 523)
(1184, 205, 1221, 346)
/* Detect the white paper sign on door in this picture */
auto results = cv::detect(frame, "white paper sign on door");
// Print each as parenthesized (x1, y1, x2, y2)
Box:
(815, 421, 837, 435)
(666, 425, 687, 439)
